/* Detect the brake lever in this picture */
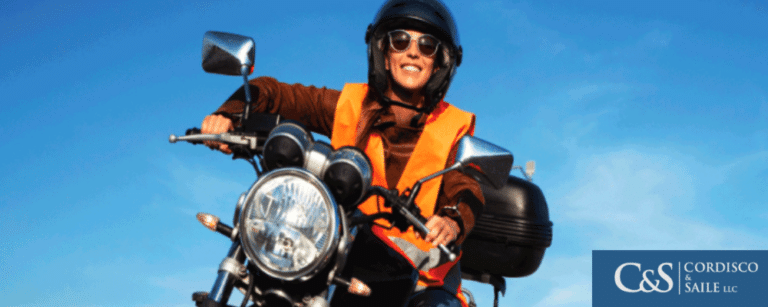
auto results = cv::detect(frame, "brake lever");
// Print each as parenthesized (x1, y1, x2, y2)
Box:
(369, 186, 457, 262)
(395, 205, 457, 262)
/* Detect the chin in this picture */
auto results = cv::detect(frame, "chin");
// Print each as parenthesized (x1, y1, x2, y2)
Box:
(398, 78, 428, 92)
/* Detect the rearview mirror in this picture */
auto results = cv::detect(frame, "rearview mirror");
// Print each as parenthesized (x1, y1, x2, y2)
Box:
(403, 135, 513, 214)
(454, 136, 514, 189)
(202, 31, 255, 76)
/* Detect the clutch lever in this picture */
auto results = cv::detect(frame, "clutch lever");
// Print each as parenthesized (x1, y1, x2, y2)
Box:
(169, 130, 260, 151)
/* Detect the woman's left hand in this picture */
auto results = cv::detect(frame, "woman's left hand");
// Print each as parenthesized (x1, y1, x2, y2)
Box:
(420, 215, 460, 246)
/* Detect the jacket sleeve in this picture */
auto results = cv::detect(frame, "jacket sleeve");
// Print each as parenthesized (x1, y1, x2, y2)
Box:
(213, 76, 340, 137)
(435, 142, 485, 245)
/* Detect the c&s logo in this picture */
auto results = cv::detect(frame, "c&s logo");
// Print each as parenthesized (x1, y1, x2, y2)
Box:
(593, 251, 768, 307)
(614, 262, 674, 293)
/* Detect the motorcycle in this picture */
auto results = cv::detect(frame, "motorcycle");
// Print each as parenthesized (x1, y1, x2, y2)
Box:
(169, 31, 553, 307)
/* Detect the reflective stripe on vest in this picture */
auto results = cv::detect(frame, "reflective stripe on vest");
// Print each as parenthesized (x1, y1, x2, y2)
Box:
(330, 83, 475, 291)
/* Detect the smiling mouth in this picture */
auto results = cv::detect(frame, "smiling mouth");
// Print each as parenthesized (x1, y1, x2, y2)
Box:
(402, 65, 422, 72)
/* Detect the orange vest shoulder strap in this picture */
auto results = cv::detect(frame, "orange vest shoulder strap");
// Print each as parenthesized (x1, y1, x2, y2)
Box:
(396, 101, 475, 219)
(330, 83, 368, 149)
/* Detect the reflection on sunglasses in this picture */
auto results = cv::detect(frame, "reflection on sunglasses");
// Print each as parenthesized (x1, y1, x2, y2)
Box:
(387, 30, 441, 57)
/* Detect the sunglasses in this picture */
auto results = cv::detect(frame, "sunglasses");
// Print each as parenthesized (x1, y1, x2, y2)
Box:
(387, 30, 441, 57)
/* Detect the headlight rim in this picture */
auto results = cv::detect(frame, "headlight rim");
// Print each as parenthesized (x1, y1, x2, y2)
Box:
(238, 167, 341, 281)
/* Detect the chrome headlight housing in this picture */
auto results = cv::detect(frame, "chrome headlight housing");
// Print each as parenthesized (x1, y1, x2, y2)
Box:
(239, 168, 341, 281)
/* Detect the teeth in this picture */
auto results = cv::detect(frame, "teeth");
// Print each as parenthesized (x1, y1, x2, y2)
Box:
(403, 65, 421, 72)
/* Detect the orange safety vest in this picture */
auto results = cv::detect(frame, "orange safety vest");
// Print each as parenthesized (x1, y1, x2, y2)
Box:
(330, 83, 475, 298)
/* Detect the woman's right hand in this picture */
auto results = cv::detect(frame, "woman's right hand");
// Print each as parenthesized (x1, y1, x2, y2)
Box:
(201, 114, 234, 154)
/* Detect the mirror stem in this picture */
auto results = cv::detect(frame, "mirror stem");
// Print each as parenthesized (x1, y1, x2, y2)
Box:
(405, 163, 460, 207)
(241, 65, 252, 122)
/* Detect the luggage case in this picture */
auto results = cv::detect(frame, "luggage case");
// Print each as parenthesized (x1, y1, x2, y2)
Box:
(461, 175, 553, 278)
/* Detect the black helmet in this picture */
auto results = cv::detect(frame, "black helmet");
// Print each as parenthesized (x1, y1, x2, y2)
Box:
(365, 0, 463, 114)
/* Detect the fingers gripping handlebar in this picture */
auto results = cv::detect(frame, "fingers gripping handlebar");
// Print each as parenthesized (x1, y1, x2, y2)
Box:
(369, 187, 458, 262)
(169, 113, 281, 156)
(170, 128, 271, 170)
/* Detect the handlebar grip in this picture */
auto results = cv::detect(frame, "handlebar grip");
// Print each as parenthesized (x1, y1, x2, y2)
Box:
(186, 127, 201, 135)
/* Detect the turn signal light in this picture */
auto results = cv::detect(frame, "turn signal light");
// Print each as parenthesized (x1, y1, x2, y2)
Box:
(197, 213, 220, 231)
(348, 277, 371, 297)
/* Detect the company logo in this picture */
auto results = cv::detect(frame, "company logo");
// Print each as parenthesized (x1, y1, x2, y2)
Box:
(594, 251, 768, 307)
(615, 262, 674, 293)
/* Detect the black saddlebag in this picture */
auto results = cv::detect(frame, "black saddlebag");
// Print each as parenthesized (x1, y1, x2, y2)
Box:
(461, 175, 553, 278)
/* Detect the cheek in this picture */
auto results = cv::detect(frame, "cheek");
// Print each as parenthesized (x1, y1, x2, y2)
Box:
(385, 52, 393, 70)
(426, 59, 436, 73)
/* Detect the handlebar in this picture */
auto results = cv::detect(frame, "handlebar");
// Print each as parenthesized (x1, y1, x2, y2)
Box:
(169, 113, 281, 156)
(369, 187, 457, 262)
(169, 129, 261, 151)
(170, 119, 457, 261)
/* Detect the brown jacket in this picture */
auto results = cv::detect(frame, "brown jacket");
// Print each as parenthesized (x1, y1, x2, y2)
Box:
(213, 76, 484, 244)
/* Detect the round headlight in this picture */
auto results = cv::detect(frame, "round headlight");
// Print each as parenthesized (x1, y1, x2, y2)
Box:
(239, 168, 341, 281)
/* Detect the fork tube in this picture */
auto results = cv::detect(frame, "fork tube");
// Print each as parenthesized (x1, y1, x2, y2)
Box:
(208, 241, 246, 303)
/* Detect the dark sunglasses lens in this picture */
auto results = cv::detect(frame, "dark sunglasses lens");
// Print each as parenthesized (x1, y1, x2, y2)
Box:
(418, 36, 438, 56)
(390, 32, 411, 51)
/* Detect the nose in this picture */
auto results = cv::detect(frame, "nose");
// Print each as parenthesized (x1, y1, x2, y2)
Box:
(405, 39, 420, 57)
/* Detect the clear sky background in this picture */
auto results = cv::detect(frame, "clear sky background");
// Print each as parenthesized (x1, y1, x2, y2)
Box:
(2, 0, 766, 306)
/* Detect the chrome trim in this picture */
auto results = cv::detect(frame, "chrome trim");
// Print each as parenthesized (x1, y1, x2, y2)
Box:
(304, 142, 333, 178)
(238, 168, 341, 281)
(263, 122, 314, 170)
(327, 147, 373, 205)
(454, 136, 513, 189)
(208, 242, 245, 303)
(219, 257, 247, 278)
(306, 296, 330, 307)
(202, 31, 255, 76)
(233, 192, 247, 227)
(266, 122, 313, 152)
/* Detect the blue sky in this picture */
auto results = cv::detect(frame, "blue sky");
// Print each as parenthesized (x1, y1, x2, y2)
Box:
(1, 0, 766, 306)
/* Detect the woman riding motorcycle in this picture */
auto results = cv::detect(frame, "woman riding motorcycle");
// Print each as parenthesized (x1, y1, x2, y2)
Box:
(201, 1, 482, 306)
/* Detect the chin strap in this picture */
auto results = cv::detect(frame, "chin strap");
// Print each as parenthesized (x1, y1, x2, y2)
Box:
(378, 96, 431, 128)
(379, 95, 425, 111)
(409, 113, 425, 128)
